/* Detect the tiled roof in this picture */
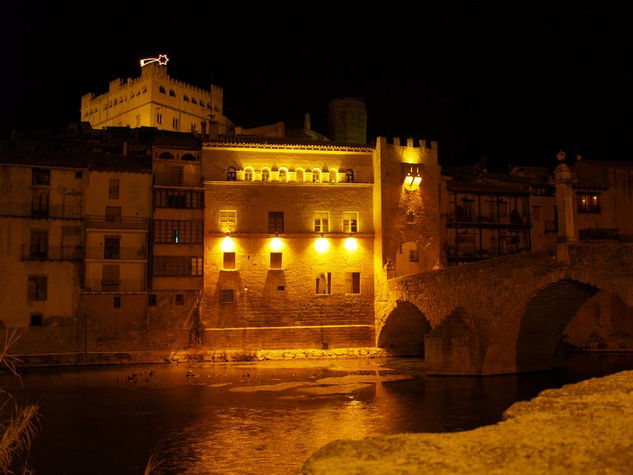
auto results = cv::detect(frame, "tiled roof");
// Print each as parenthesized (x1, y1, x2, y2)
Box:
(205, 135, 374, 152)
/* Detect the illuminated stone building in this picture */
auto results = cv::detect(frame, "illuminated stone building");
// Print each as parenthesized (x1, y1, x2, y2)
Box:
(80, 61, 232, 136)
(200, 136, 440, 349)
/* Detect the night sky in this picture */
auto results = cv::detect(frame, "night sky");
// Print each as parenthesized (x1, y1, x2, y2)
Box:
(3, 3, 632, 168)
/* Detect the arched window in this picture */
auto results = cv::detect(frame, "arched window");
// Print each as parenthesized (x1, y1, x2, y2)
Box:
(192, 98, 198, 104)
(158, 152, 174, 160)
(312, 169, 321, 183)
(199, 101, 205, 107)
(169, 89, 176, 97)
(244, 168, 253, 182)
(296, 169, 304, 183)
(182, 154, 197, 161)
(346, 169, 355, 183)
(183, 95, 190, 102)
(262, 168, 270, 182)
(142, 86, 147, 94)
(113, 98, 118, 105)
(279, 168, 288, 182)
(329, 169, 338, 183)
(159, 86, 166, 94)
(226, 167, 236, 181)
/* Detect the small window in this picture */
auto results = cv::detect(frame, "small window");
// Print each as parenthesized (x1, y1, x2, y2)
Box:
(148, 294, 157, 306)
(113, 295, 121, 308)
(172, 118, 179, 129)
(343, 212, 358, 233)
(191, 257, 203, 276)
(227, 167, 236, 181)
(314, 212, 329, 233)
(184, 94, 190, 102)
(316, 272, 331, 295)
(169, 89, 176, 97)
(191, 98, 198, 105)
(32, 168, 50, 185)
(199, 100, 205, 107)
(30, 229, 48, 259)
(406, 211, 415, 224)
(409, 249, 419, 262)
(269, 212, 284, 234)
(108, 178, 120, 200)
(135, 115, 141, 127)
(261, 168, 270, 182)
(244, 168, 253, 182)
(159, 86, 166, 94)
(346, 169, 355, 183)
(173, 229, 179, 243)
(279, 168, 287, 182)
(28, 275, 47, 301)
(219, 210, 237, 233)
(270, 252, 282, 269)
(104, 237, 121, 259)
(220, 289, 234, 304)
(223, 252, 236, 270)
(345, 272, 360, 294)
(158, 152, 174, 160)
(312, 169, 321, 183)
(181, 153, 197, 161)
(105, 206, 121, 223)
(175, 293, 184, 305)
(577, 193, 601, 213)
(156, 113, 163, 124)
(142, 86, 147, 94)
(30, 314, 43, 327)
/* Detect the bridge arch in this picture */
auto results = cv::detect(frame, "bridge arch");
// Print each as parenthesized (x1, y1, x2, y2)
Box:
(515, 279, 598, 372)
(378, 301, 431, 356)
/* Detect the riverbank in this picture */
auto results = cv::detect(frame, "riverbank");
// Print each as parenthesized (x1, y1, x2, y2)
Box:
(10, 347, 392, 368)
(300, 369, 633, 474)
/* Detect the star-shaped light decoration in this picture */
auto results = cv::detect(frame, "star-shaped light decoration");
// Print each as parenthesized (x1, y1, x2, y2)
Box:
(140, 54, 170, 67)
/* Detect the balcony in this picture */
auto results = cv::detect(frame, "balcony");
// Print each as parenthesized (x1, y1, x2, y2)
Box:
(85, 216, 148, 230)
(0, 203, 82, 219)
(83, 279, 146, 292)
(21, 245, 84, 261)
(85, 246, 147, 260)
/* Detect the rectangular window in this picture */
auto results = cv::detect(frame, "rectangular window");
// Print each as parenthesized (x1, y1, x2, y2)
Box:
(148, 294, 157, 306)
(153, 220, 203, 244)
(269, 212, 284, 234)
(105, 206, 121, 222)
(316, 272, 331, 295)
(577, 193, 601, 213)
(156, 113, 163, 124)
(27, 275, 47, 301)
(104, 237, 120, 259)
(154, 190, 203, 209)
(314, 211, 329, 233)
(223, 252, 236, 270)
(32, 168, 50, 185)
(153, 256, 203, 277)
(270, 252, 282, 269)
(172, 118, 179, 129)
(342, 212, 358, 233)
(135, 115, 141, 127)
(102, 265, 120, 290)
(175, 293, 184, 305)
(30, 314, 43, 327)
(108, 178, 120, 200)
(219, 289, 234, 304)
(345, 272, 360, 294)
(30, 230, 48, 258)
(168, 166, 183, 186)
(31, 190, 49, 217)
(219, 210, 237, 233)
(409, 249, 419, 262)
(113, 295, 121, 308)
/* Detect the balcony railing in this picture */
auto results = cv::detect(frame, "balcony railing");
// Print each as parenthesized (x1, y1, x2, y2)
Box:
(83, 279, 146, 292)
(153, 173, 203, 187)
(21, 245, 84, 261)
(85, 216, 148, 230)
(0, 203, 82, 219)
(85, 246, 147, 260)
(447, 213, 530, 226)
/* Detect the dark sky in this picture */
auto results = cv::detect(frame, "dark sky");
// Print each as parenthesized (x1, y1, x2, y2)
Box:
(3, 3, 632, 167)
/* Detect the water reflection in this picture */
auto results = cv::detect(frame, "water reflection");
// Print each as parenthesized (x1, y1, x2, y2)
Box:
(2, 353, 633, 474)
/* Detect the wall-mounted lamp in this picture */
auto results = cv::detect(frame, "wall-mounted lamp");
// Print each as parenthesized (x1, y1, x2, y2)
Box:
(315, 237, 330, 253)
(270, 237, 283, 252)
(344, 237, 358, 252)
(402, 163, 422, 190)
(220, 236, 236, 252)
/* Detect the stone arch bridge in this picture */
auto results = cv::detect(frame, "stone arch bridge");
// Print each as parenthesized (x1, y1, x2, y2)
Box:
(377, 243, 633, 375)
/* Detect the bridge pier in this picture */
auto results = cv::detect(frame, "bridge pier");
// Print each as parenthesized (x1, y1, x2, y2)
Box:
(425, 332, 485, 375)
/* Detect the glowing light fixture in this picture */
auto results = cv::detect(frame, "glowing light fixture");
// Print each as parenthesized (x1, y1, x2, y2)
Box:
(270, 237, 283, 252)
(140, 54, 169, 67)
(315, 237, 330, 253)
(220, 236, 236, 252)
(403, 163, 422, 190)
(344, 237, 358, 252)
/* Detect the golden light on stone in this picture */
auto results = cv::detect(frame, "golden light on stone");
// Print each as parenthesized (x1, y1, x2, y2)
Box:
(221, 236, 236, 252)
(315, 237, 330, 253)
(344, 237, 358, 252)
(270, 237, 284, 252)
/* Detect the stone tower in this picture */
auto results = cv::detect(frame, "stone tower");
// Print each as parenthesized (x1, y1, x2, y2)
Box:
(328, 97, 367, 144)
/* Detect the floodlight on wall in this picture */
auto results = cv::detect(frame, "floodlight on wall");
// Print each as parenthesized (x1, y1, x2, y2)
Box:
(344, 237, 358, 252)
(220, 236, 236, 252)
(270, 237, 284, 252)
(315, 237, 330, 253)
(402, 163, 422, 191)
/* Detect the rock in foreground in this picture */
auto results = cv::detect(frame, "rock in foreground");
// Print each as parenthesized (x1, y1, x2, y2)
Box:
(300, 370, 633, 474)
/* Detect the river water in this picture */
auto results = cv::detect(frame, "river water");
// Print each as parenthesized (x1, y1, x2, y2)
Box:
(3, 352, 633, 474)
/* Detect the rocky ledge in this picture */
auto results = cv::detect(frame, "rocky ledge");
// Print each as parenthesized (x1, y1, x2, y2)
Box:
(300, 370, 633, 474)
